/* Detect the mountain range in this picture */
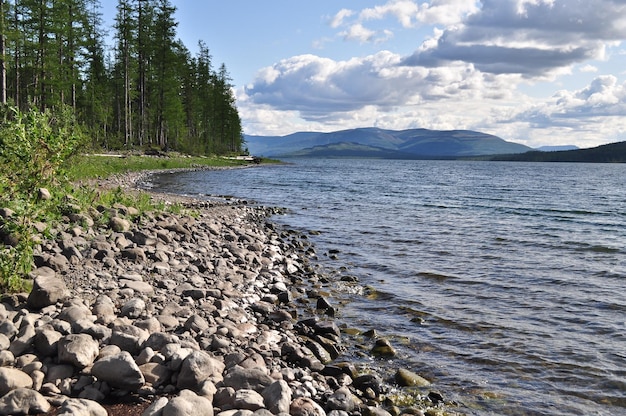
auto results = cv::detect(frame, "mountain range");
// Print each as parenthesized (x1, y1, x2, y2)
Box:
(244, 128, 532, 159)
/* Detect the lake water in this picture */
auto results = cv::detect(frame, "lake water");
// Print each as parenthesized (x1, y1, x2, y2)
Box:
(147, 159, 626, 416)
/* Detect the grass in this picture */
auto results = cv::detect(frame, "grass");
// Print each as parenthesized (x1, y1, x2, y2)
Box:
(66, 153, 254, 181)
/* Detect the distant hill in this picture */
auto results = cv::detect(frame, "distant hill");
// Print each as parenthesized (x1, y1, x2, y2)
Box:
(490, 141, 626, 163)
(245, 127, 531, 158)
(535, 145, 579, 152)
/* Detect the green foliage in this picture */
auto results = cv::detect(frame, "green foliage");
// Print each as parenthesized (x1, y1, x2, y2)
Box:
(0, 106, 88, 198)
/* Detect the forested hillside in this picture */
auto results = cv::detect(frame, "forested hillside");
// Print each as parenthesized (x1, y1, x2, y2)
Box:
(0, 0, 243, 154)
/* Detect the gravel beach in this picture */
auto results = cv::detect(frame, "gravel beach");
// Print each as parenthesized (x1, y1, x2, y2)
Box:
(0, 169, 453, 416)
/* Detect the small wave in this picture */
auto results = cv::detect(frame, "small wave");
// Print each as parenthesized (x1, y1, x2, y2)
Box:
(417, 271, 456, 282)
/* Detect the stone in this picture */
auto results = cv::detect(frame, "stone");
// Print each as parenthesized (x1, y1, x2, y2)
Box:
(9, 323, 36, 356)
(0, 368, 33, 396)
(120, 297, 146, 318)
(394, 368, 431, 387)
(110, 325, 149, 355)
(233, 389, 265, 411)
(177, 351, 225, 390)
(223, 366, 274, 393)
(91, 351, 145, 391)
(370, 338, 396, 357)
(0, 388, 51, 415)
(34, 326, 63, 356)
(121, 280, 155, 295)
(122, 247, 147, 262)
(92, 295, 116, 324)
(57, 398, 107, 416)
(38, 188, 52, 200)
(289, 397, 326, 416)
(326, 387, 355, 412)
(110, 217, 131, 232)
(162, 390, 213, 416)
(140, 362, 172, 388)
(142, 396, 169, 416)
(262, 380, 291, 415)
(27, 274, 70, 309)
(58, 334, 99, 368)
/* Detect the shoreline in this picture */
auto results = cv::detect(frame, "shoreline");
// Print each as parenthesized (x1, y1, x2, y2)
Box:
(0, 168, 456, 415)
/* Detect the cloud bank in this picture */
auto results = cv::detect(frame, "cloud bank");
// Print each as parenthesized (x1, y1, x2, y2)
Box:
(241, 0, 626, 147)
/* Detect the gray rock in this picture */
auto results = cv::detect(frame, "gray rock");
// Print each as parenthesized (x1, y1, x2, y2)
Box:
(27, 274, 70, 309)
(326, 387, 355, 412)
(57, 398, 107, 416)
(46, 253, 69, 272)
(394, 368, 431, 387)
(34, 326, 63, 356)
(140, 362, 172, 388)
(0, 388, 51, 415)
(233, 389, 265, 411)
(223, 366, 273, 393)
(120, 297, 146, 318)
(121, 279, 155, 295)
(0, 334, 9, 351)
(91, 351, 145, 391)
(122, 247, 147, 262)
(142, 396, 169, 416)
(0, 367, 33, 396)
(38, 188, 52, 200)
(110, 217, 131, 232)
(58, 334, 99, 368)
(0, 368, 33, 396)
(9, 323, 36, 356)
(92, 295, 116, 324)
(110, 324, 149, 355)
(144, 332, 180, 351)
(289, 397, 326, 416)
(177, 351, 225, 390)
(162, 390, 213, 416)
(44, 364, 75, 383)
(262, 380, 291, 415)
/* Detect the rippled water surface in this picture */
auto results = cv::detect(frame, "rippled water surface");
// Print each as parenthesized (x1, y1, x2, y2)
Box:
(149, 159, 626, 415)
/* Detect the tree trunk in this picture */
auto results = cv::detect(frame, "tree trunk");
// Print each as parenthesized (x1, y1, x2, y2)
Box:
(0, 0, 6, 105)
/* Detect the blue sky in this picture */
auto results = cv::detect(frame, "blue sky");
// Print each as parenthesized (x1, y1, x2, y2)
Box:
(103, 1, 626, 148)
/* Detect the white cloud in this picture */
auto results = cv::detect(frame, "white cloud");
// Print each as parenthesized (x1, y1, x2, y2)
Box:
(330, 8, 354, 29)
(340, 23, 377, 43)
(579, 64, 598, 73)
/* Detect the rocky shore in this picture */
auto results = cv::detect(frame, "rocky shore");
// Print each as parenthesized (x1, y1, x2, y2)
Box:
(0, 170, 453, 416)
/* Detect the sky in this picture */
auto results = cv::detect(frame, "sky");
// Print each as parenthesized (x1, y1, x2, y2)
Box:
(102, 0, 626, 148)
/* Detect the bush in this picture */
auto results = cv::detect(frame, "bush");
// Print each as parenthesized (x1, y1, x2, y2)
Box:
(0, 106, 88, 199)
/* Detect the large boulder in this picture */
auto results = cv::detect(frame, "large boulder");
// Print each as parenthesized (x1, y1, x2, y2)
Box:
(0, 368, 33, 396)
(91, 351, 145, 391)
(0, 388, 50, 415)
(177, 351, 225, 391)
(27, 274, 70, 309)
(162, 390, 213, 416)
(58, 334, 99, 369)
